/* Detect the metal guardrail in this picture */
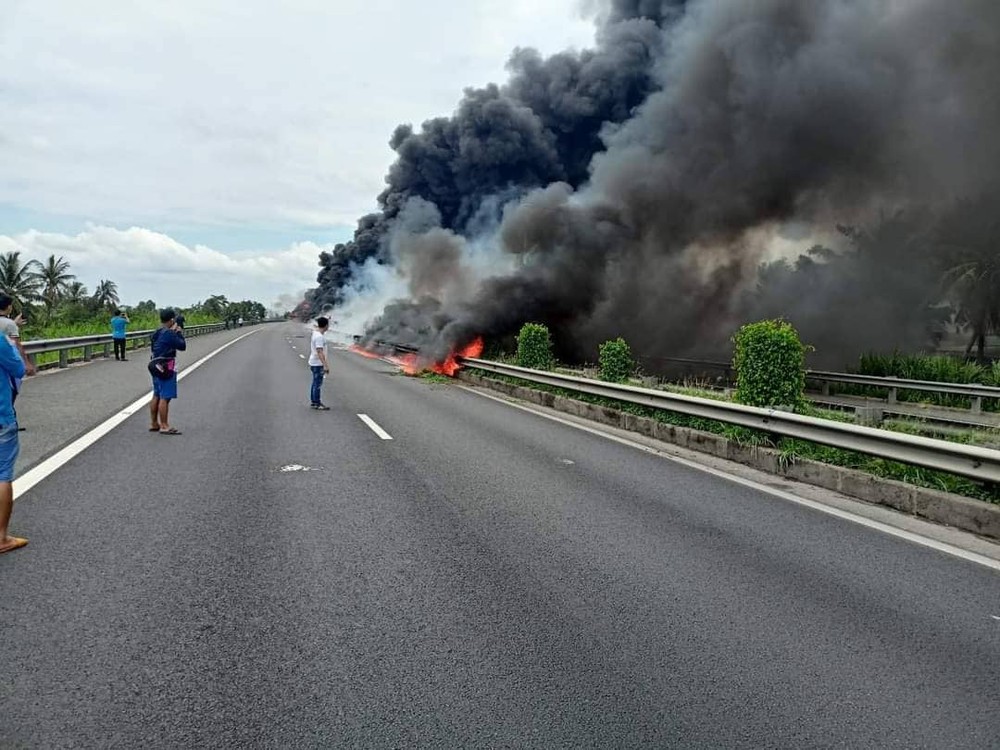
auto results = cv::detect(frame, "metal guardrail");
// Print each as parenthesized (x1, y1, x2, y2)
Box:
(649, 356, 1000, 413)
(459, 356, 1000, 483)
(23, 324, 227, 368)
(806, 371, 1000, 413)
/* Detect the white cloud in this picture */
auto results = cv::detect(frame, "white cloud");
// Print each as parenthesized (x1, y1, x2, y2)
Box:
(1, 0, 595, 230)
(0, 225, 323, 307)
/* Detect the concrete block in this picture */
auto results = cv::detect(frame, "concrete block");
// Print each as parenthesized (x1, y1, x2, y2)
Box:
(912, 489, 1000, 538)
(653, 422, 676, 443)
(781, 460, 844, 496)
(634, 415, 656, 438)
(837, 471, 915, 514)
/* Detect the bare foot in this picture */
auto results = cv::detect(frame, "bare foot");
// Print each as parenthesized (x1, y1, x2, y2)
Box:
(0, 535, 28, 554)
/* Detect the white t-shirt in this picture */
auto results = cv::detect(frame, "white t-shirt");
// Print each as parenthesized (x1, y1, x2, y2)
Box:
(0, 316, 19, 340)
(308, 330, 327, 367)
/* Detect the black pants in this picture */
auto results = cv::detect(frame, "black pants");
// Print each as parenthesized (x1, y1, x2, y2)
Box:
(114, 338, 127, 360)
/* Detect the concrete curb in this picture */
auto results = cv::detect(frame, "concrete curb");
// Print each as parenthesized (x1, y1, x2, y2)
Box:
(459, 370, 1000, 541)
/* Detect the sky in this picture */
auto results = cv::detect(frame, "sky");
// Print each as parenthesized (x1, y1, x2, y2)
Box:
(0, 0, 595, 309)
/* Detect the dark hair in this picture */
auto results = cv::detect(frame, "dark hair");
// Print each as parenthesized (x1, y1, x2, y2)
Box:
(160, 308, 176, 323)
(0, 295, 12, 312)
(113, 309, 121, 316)
(316, 316, 329, 328)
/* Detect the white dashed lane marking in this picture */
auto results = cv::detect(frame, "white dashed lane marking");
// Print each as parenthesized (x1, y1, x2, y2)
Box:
(358, 414, 393, 440)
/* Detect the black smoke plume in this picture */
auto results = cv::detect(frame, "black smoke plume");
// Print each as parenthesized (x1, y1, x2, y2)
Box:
(317, 0, 1000, 369)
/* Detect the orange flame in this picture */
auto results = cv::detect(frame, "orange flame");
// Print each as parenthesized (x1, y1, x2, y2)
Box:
(349, 344, 382, 360)
(430, 337, 484, 377)
(350, 337, 483, 377)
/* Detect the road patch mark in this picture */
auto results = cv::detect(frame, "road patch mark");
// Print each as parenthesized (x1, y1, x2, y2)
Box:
(299, 354, 305, 359)
(992, 615, 1000, 621)
(277, 464, 317, 473)
(459, 385, 1000, 574)
(14, 329, 261, 501)
(559, 459, 575, 465)
(358, 414, 393, 440)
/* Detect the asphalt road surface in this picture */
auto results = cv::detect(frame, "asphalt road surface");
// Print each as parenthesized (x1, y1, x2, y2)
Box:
(2, 323, 999, 748)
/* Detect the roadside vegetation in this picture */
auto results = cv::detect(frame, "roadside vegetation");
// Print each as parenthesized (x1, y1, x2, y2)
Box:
(0, 250, 269, 364)
(828, 351, 1000, 412)
(469, 322, 1000, 505)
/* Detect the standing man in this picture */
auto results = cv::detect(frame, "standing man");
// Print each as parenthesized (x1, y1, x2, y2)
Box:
(110, 309, 130, 361)
(309, 316, 331, 410)
(149, 308, 186, 435)
(0, 295, 35, 432)
(0, 294, 35, 378)
(0, 329, 27, 554)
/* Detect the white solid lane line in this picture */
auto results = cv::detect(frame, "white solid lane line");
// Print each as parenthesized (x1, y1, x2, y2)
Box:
(14, 329, 262, 501)
(460, 385, 1000, 574)
(358, 414, 393, 440)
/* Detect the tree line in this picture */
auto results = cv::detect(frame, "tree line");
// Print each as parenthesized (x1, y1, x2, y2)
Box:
(0, 250, 267, 331)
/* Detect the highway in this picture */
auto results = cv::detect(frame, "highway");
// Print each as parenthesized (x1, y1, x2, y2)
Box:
(1, 323, 999, 748)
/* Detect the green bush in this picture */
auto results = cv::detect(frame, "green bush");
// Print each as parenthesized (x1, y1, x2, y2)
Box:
(516, 323, 554, 370)
(732, 319, 807, 409)
(599, 337, 634, 383)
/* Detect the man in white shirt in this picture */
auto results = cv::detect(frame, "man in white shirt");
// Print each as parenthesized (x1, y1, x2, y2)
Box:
(308, 317, 331, 410)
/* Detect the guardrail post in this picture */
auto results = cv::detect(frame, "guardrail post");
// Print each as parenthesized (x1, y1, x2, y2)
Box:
(104, 342, 111, 358)
(972, 396, 983, 414)
(27, 353, 36, 370)
(59, 350, 68, 368)
(822, 382, 830, 396)
(887, 387, 897, 405)
(83, 345, 92, 362)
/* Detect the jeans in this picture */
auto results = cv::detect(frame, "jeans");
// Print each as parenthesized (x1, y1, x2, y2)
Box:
(310, 365, 325, 405)
(0, 421, 20, 482)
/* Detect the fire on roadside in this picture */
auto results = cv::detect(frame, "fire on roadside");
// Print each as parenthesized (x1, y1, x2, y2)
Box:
(349, 337, 484, 377)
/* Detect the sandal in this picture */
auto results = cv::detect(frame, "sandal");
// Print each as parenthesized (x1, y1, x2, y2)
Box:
(149, 425, 161, 432)
(159, 428, 182, 435)
(0, 536, 28, 555)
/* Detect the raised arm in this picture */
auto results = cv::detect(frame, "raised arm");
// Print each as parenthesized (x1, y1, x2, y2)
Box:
(171, 328, 187, 351)
(0, 338, 26, 381)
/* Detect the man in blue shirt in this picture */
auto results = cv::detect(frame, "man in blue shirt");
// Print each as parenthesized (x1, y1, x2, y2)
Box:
(149, 308, 186, 435)
(0, 332, 27, 554)
(110, 309, 129, 361)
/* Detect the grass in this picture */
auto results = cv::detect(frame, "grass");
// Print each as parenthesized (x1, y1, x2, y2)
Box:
(24, 313, 221, 367)
(834, 351, 1000, 411)
(467, 366, 1000, 505)
(23, 312, 219, 341)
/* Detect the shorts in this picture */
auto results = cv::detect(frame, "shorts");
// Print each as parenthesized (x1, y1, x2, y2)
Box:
(0, 421, 20, 483)
(152, 373, 178, 400)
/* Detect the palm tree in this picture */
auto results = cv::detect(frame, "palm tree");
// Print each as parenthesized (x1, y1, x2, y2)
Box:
(93, 279, 119, 309)
(38, 254, 75, 313)
(201, 294, 229, 319)
(942, 256, 1000, 360)
(65, 281, 89, 303)
(0, 251, 42, 309)
(937, 198, 1000, 361)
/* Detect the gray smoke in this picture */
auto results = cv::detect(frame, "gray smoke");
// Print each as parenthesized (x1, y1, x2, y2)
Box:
(310, 2, 666, 312)
(348, 0, 1000, 368)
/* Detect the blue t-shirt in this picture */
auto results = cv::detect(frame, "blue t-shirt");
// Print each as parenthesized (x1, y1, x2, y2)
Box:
(0, 337, 25, 425)
(111, 316, 128, 339)
(151, 327, 187, 359)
